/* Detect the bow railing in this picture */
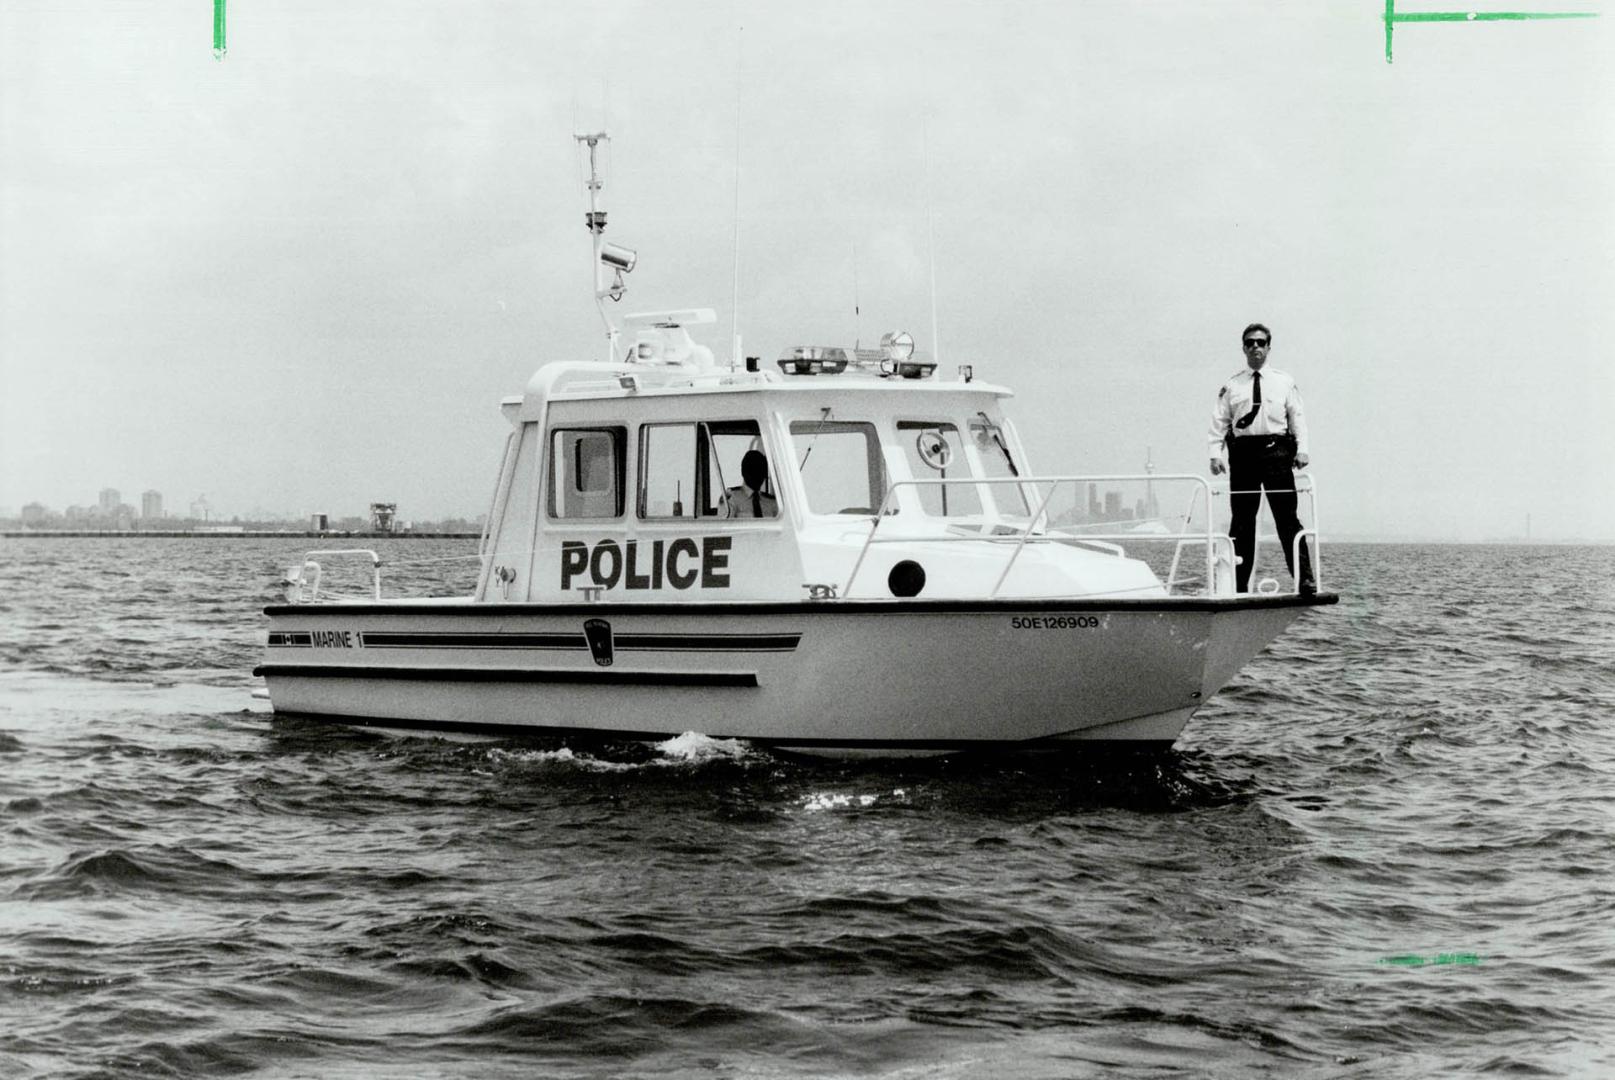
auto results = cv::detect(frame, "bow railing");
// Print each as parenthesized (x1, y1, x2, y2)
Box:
(839, 473, 1320, 599)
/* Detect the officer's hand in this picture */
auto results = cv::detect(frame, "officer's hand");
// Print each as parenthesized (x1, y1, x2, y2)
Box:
(1294, 452, 1309, 469)
(1209, 458, 1225, 476)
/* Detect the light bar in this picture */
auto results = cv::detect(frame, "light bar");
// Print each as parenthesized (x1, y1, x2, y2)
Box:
(777, 346, 850, 375)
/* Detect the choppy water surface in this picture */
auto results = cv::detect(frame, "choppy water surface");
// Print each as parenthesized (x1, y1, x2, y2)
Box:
(1, 538, 1612, 1078)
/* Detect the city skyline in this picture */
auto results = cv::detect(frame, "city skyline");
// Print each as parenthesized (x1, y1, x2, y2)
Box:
(3, 468, 1603, 543)
(10, 480, 436, 525)
(9, 490, 450, 525)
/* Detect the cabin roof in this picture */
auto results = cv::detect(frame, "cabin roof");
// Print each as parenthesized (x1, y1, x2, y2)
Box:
(504, 361, 1013, 421)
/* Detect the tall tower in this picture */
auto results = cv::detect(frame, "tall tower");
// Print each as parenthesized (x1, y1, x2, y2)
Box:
(1143, 446, 1160, 521)
(141, 490, 163, 519)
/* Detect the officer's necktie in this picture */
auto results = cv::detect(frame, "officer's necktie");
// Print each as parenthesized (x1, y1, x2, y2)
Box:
(1234, 372, 1261, 430)
(752, 490, 762, 517)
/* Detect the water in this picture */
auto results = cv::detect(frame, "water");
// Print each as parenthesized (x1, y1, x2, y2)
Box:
(2, 537, 1612, 1078)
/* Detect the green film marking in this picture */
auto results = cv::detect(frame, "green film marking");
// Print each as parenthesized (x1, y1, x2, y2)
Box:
(1384, 0, 1598, 62)
(213, 0, 226, 60)
(1378, 952, 1482, 966)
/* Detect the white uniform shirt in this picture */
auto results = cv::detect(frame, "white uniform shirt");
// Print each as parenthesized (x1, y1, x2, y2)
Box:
(722, 485, 778, 519)
(1208, 365, 1309, 457)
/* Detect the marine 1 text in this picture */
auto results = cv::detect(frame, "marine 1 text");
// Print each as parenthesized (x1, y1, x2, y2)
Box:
(311, 630, 355, 648)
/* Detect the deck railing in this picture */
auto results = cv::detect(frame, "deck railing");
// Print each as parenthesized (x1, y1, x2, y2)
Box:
(839, 473, 1319, 599)
(1221, 474, 1321, 594)
(288, 549, 382, 602)
(281, 477, 1320, 604)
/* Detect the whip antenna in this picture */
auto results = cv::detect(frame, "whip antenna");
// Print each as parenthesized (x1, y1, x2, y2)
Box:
(923, 115, 940, 369)
(730, 25, 745, 368)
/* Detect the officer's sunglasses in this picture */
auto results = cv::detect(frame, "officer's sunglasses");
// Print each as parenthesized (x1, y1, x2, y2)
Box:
(1242, 339, 1269, 348)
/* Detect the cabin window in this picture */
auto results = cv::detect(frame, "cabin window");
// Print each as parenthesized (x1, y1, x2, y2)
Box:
(547, 426, 626, 519)
(637, 420, 770, 519)
(789, 420, 885, 514)
(969, 416, 1030, 515)
(896, 421, 981, 517)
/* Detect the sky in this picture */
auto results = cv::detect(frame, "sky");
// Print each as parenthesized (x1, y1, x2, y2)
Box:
(2, 0, 1611, 540)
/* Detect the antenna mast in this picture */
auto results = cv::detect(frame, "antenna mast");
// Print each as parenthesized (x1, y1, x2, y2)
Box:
(576, 132, 631, 362)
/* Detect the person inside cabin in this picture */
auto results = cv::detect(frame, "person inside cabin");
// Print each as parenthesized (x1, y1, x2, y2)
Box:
(723, 449, 778, 519)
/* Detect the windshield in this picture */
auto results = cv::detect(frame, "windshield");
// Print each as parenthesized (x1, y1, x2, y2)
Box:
(969, 416, 1030, 515)
(897, 421, 981, 517)
(789, 420, 885, 514)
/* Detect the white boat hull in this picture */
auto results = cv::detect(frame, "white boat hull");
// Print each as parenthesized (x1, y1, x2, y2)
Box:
(256, 595, 1331, 755)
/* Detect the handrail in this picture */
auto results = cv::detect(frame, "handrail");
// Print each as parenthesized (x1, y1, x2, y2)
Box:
(1214, 473, 1316, 499)
(841, 473, 1220, 598)
(1211, 475, 1319, 591)
(988, 474, 1067, 597)
(1295, 528, 1322, 592)
(293, 548, 382, 602)
(1167, 534, 1238, 593)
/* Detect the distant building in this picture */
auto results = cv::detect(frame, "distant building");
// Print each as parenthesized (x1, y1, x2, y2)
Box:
(99, 488, 121, 515)
(190, 495, 211, 521)
(370, 503, 397, 532)
(64, 505, 88, 521)
(310, 513, 329, 532)
(141, 490, 163, 519)
(21, 502, 48, 523)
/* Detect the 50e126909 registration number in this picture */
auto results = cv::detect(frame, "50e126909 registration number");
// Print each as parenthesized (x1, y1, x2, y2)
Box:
(1010, 615, 1101, 630)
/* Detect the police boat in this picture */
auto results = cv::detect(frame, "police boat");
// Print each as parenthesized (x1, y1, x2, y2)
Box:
(255, 137, 1336, 756)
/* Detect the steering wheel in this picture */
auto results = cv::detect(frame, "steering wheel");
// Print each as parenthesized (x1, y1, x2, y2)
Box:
(915, 429, 953, 471)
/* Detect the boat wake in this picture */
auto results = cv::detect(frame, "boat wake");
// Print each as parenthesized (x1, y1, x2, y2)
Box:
(653, 730, 754, 763)
(483, 731, 760, 773)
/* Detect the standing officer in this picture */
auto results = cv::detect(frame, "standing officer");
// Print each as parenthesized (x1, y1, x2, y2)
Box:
(1208, 322, 1315, 594)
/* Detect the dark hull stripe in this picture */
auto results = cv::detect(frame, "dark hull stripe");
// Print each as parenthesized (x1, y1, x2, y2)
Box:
(343, 631, 802, 652)
(617, 633, 800, 651)
(264, 594, 1336, 618)
(360, 632, 584, 650)
(253, 664, 756, 688)
(263, 711, 1175, 752)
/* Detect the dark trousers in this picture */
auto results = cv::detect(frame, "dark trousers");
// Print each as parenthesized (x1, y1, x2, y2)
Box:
(1228, 436, 1313, 592)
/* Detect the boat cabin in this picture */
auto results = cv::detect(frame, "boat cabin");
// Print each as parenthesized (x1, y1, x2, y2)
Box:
(476, 313, 1165, 604)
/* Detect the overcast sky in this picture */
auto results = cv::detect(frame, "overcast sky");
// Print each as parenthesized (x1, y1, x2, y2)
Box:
(2, 0, 1611, 539)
